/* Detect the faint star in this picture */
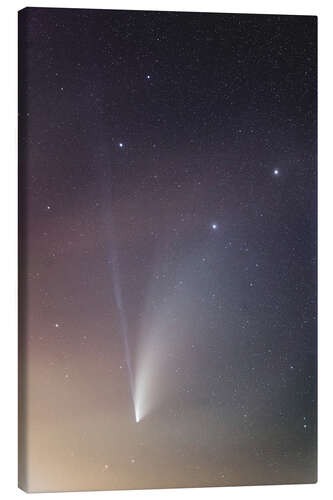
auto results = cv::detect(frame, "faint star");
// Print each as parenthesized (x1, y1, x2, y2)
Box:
(55, 323, 60, 328)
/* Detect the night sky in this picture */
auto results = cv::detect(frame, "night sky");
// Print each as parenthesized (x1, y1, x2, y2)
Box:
(18, 8, 317, 493)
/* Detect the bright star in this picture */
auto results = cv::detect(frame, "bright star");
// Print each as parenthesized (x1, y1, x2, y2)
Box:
(211, 223, 218, 230)
(146, 74, 151, 79)
(273, 169, 279, 175)
(119, 142, 124, 148)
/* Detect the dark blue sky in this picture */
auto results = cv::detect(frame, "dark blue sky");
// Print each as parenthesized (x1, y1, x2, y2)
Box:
(19, 8, 317, 492)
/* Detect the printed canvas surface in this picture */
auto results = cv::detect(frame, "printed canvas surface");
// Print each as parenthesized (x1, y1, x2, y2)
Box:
(18, 7, 317, 492)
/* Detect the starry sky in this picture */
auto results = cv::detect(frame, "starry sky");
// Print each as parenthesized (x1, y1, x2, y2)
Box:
(18, 8, 317, 493)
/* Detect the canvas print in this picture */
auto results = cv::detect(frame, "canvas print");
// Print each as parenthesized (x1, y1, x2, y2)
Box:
(18, 8, 317, 492)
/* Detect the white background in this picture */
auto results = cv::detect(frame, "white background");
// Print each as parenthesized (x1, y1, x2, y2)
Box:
(1, 1, 331, 498)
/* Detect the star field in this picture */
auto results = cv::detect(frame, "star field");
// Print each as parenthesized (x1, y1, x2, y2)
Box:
(18, 8, 317, 493)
